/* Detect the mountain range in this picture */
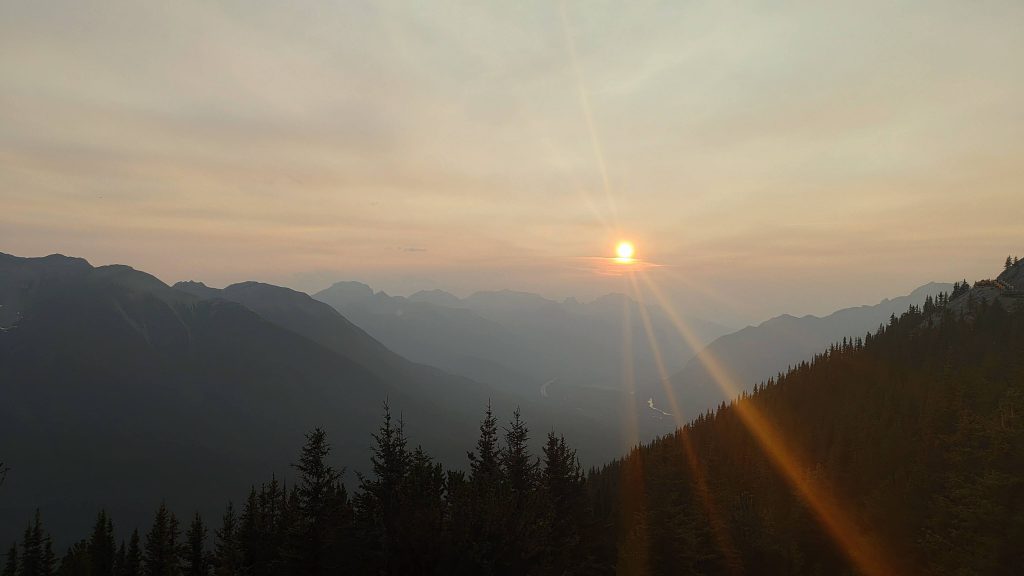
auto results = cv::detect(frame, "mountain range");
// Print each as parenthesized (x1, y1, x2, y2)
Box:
(313, 281, 731, 398)
(0, 253, 614, 544)
(312, 278, 959, 429)
(0, 250, 968, 545)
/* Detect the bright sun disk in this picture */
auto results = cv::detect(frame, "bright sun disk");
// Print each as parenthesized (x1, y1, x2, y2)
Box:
(616, 241, 635, 260)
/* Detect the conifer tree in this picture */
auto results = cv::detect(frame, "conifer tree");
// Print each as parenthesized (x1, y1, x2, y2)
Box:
(181, 513, 209, 576)
(257, 476, 286, 573)
(119, 531, 142, 576)
(42, 539, 56, 576)
(212, 504, 241, 576)
(237, 489, 260, 573)
(455, 403, 508, 573)
(500, 408, 542, 572)
(57, 540, 90, 576)
(400, 446, 446, 571)
(468, 402, 501, 490)
(1005, 255, 1013, 269)
(356, 402, 409, 572)
(2, 544, 16, 576)
(284, 428, 344, 576)
(502, 407, 538, 500)
(113, 542, 126, 576)
(19, 522, 37, 576)
(143, 504, 179, 576)
(539, 433, 587, 574)
(89, 510, 116, 576)
(20, 510, 56, 576)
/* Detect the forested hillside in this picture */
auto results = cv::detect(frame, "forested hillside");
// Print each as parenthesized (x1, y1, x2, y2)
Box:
(4, 264, 1021, 575)
(653, 282, 953, 423)
(591, 274, 1024, 575)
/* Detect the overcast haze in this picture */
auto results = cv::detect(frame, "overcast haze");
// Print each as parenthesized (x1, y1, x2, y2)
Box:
(2, 0, 1022, 324)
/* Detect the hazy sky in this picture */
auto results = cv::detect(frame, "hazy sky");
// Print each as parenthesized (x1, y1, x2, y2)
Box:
(2, 1, 1022, 325)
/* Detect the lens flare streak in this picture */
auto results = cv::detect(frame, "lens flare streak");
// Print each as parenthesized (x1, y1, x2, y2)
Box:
(637, 271, 896, 576)
(627, 272, 742, 572)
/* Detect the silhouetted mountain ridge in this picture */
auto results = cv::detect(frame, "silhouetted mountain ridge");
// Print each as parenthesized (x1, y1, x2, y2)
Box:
(656, 281, 954, 421)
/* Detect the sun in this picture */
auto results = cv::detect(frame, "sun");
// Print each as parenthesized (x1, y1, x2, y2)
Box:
(615, 241, 635, 262)
(616, 242, 634, 259)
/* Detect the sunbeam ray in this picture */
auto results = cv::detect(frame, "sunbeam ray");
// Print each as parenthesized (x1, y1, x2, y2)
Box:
(536, 136, 613, 233)
(626, 272, 742, 572)
(647, 265, 743, 313)
(617, 287, 650, 572)
(559, 1, 619, 228)
(638, 271, 898, 576)
(620, 290, 641, 450)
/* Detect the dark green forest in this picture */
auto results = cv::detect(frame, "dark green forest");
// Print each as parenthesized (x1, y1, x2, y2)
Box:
(4, 289, 1022, 575)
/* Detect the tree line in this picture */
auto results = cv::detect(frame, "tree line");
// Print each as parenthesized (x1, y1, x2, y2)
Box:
(4, 406, 600, 576)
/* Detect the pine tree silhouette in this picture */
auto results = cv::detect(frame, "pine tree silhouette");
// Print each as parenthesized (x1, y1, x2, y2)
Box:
(284, 428, 345, 576)
(88, 511, 116, 576)
(143, 504, 179, 576)
(212, 504, 241, 576)
(115, 530, 142, 576)
(181, 513, 209, 576)
(2, 543, 17, 576)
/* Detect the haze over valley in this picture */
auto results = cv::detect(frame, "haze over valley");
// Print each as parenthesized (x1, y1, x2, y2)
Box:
(2, 1, 1023, 574)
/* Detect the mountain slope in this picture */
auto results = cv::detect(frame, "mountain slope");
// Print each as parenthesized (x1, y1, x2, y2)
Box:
(171, 280, 540, 421)
(0, 257, 414, 544)
(656, 282, 953, 421)
(589, 267, 1023, 575)
(174, 280, 394, 371)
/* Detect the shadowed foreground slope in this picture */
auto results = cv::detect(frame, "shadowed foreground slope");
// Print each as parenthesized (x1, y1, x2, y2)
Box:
(590, 265, 1023, 575)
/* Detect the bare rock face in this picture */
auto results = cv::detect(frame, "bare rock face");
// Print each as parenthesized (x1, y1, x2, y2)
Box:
(947, 257, 1024, 315)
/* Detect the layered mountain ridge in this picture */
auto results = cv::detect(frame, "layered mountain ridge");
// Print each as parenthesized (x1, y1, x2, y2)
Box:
(655, 281, 955, 421)
(0, 253, 615, 544)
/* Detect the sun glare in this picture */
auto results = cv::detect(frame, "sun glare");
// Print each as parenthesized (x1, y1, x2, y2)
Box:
(615, 241, 635, 262)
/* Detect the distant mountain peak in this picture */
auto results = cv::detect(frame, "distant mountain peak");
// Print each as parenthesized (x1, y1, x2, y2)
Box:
(89, 265, 195, 305)
(318, 281, 376, 304)
(172, 280, 224, 300)
(408, 289, 462, 307)
(225, 280, 305, 296)
(464, 289, 556, 309)
(0, 251, 92, 273)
